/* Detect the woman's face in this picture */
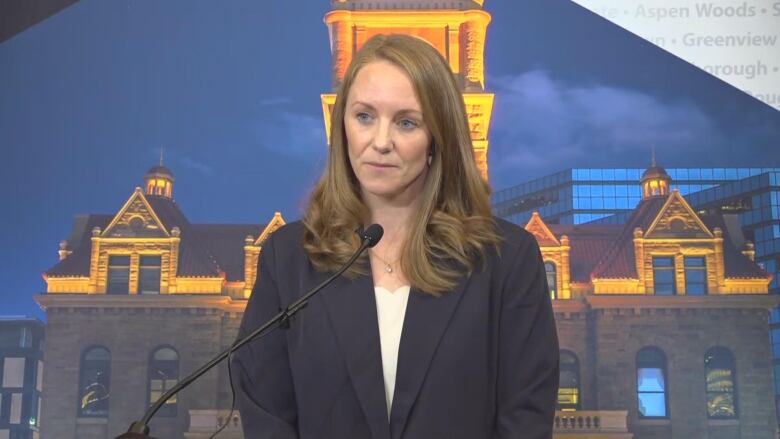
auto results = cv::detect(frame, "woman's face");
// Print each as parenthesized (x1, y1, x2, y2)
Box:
(344, 60, 432, 205)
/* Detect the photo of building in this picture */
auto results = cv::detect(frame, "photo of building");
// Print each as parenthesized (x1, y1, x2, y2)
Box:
(7, 1, 777, 438)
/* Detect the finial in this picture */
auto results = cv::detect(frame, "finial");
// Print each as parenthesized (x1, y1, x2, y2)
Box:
(159, 147, 164, 166)
(651, 146, 656, 167)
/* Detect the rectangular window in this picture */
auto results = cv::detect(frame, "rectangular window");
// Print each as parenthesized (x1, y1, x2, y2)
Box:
(684, 257, 708, 295)
(107, 255, 131, 294)
(10, 393, 21, 424)
(138, 256, 162, 294)
(36, 361, 43, 392)
(2, 358, 25, 388)
(653, 257, 676, 295)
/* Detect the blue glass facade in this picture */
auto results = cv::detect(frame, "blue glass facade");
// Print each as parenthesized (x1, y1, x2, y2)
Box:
(492, 167, 777, 226)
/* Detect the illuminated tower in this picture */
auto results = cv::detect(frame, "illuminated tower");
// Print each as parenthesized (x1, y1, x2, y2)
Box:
(640, 153, 671, 199)
(144, 164, 175, 198)
(321, 0, 494, 180)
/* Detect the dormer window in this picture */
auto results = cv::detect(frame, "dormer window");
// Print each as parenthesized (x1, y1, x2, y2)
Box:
(107, 255, 130, 294)
(138, 256, 162, 294)
(652, 256, 676, 295)
(684, 256, 708, 295)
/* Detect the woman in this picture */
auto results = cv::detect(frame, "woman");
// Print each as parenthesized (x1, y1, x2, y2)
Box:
(233, 34, 559, 439)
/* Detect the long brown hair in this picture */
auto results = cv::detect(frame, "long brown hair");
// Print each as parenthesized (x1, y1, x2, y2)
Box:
(303, 34, 498, 295)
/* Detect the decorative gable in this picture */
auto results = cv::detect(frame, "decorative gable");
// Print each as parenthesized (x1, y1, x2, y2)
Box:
(102, 188, 170, 238)
(254, 212, 286, 246)
(645, 190, 713, 240)
(243, 212, 287, 298)
(525, 212, 561, 247)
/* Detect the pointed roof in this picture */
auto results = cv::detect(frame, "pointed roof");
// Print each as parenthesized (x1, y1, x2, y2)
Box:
(101, 188, 171, 238)
(700, 213, 769, 279)
(644, 190, 713, 240)
(45, 214, 113, 278)
(547, 223, 622, 283)
(590, 196, 669, 279)
(524, 212, 560, 247)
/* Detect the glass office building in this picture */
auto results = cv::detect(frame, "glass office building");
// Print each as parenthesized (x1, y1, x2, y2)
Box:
(0, 317, 44, 439)
(492, 167, 780, 226)
(492, 166, 780, 417)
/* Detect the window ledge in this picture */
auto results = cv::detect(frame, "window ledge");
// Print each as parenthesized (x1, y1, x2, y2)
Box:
(76, 417, 108, 425)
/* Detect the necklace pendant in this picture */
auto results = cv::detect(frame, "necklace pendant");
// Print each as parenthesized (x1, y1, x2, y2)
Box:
(385, 264, 393, 273)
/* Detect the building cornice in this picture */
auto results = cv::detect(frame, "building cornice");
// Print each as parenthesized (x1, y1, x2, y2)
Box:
(587, 294, 780, 310)
(34, 293, 248, 313)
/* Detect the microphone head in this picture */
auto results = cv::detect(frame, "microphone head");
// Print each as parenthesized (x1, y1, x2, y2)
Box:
(362, 224, 384, 248)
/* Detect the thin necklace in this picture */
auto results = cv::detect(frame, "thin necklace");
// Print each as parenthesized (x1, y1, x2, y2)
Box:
(371, 250, 400, 274)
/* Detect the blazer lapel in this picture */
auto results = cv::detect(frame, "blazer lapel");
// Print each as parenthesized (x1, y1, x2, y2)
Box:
(320, 271, 391, 439)
(389, 272, 470, 439)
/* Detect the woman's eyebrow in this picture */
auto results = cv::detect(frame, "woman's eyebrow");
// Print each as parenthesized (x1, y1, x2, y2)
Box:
(350, 101, 422, 116)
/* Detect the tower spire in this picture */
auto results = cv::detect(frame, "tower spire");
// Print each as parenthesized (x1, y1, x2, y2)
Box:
(159, 147, 164, 167)
(640, 149, 670, 200)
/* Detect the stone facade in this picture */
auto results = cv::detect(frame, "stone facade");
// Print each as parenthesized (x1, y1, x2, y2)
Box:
(38, 297, 240, 439)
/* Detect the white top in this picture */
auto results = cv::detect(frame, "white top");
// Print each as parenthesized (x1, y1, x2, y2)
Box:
(374, 285, 411, 420)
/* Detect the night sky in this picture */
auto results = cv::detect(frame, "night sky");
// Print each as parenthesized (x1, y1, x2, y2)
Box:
(2, 0, 779, 320)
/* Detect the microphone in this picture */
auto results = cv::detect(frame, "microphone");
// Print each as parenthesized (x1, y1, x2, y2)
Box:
(117, 224, 383, 439)
(361, 223, 384, 248)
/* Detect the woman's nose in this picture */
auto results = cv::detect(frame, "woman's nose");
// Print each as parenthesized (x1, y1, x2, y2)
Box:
(372, 120, 393, 152)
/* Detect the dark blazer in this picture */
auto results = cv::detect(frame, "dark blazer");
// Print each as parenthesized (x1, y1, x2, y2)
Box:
(232, 219, 559, 439)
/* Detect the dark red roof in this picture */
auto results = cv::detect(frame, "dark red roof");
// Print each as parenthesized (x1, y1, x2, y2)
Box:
(700, 214, 768, 279)
(543, 195, 768, 282)
(45, 214, 113, 278)
(548, 224, 621, 283)
(190, 224, 263, 281)
(590, 197, 668, 279)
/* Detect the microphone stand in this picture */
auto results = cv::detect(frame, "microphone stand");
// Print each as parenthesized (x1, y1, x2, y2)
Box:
(117, 225, 383, 438)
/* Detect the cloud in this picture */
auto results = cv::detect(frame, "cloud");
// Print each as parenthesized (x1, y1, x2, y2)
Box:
(488, 70, 723, 186)
(252, 109, 328, 161)
(178, 156, 214, 176)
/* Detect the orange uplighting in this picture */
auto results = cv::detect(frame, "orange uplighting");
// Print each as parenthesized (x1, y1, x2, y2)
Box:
(321, 6, 493, 179)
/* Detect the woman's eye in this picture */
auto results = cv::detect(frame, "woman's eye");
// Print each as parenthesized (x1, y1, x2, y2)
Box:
(356, 113, 372, 123)
(398, 119, 418, 130)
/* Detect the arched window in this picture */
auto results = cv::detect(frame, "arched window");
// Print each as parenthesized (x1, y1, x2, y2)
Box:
(78, 346, 111, 417)
(545, 262, 557, 299)
(148, 347, 179, 416)
(705, 347, 738, 419)
(636, 347, 668, 418)
(557, 350, 580, 410)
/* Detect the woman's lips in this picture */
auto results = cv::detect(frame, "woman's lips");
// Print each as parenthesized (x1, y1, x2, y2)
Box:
(366, 162, 395, 168)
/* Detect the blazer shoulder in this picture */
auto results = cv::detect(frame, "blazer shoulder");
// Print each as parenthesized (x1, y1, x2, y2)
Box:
(261, 220, 307, 262)
(493, 217, 538, 254)
(266, 220, 305, 245)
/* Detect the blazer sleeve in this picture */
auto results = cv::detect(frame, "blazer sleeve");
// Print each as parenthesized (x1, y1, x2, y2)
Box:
(493, 232, 560, 439)
(231, 233, 299, 438)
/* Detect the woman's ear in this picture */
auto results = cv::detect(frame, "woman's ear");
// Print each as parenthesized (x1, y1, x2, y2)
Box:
(428, 143, 435, 166)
